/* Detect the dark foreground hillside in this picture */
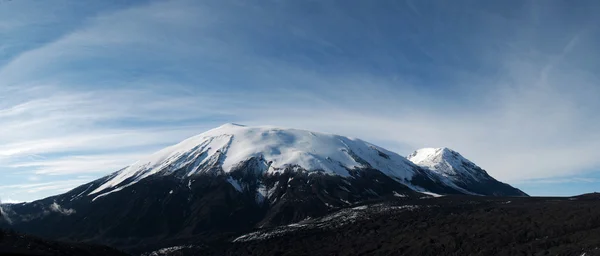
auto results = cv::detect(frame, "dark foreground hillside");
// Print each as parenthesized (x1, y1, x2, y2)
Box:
(149, 194, 600, 256)
(0, 229, 128, 256)
(5, 194, 600, 256)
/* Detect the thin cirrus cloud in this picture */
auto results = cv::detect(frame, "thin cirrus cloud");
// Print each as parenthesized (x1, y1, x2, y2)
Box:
(1, 0, 600, 202)
(9, 153, 148, 175)
(0, 178, 94, 202)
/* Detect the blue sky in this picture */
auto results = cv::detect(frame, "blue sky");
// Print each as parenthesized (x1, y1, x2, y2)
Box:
(1, 0, 600, 202)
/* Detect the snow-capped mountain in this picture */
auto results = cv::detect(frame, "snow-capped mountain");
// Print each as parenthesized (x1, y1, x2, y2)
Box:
(0, 124, 525, 251)
(408, 147, 527, 196)
(89, 123, 419, 200)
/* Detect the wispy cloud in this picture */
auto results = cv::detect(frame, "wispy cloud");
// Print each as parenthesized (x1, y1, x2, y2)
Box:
(0, 179, 92, 202)
(9, 153, 147, 175)
(1, 0, 599, 201)
(515, 177, 600, 185)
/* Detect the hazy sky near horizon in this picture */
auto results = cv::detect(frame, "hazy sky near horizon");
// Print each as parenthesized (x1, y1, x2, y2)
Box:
(1, 0, 600, 202)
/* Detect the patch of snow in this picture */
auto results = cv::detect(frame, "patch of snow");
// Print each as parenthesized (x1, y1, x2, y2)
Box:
(227, 177, 243, 192)
(420, 192, 444, 197)
(393, 191, 407, 197)
(319, 209, 362, 224)
(268, 182, 279, 196)
(257, 185, 267, 198)
(288, 222, 307, 228)
(0, 203, 12, 224)
(70, 184, 94, 201)
(407, 148, 440, 164)
(142, 245, 196, 256)
(256, 185, 267, 204)
(234, 228, 294, 242)
(92, 187, 125, 202)
(387, 205, 420, 211)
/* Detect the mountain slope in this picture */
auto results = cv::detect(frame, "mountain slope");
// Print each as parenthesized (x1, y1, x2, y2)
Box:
(408, 147, 527, 196)
(89, 123, 421, 199)
(0, 124, 524, 252)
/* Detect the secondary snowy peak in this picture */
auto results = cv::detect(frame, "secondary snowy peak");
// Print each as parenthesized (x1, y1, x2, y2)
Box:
(407, 147, 488, 182)
(90, 123, 418, 196)
(408, 147, 527, 197)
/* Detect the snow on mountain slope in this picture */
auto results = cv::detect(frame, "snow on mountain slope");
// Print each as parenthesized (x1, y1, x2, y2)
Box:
(407, 148, 487, 182)
(407, 147, 527, 196)
(90, 123, 419, 196)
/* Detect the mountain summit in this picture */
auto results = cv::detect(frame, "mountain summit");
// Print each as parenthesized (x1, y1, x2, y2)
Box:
(408, 147, 527, 196)
(408, 147, 490, 180)
(1, 124, 526, 250)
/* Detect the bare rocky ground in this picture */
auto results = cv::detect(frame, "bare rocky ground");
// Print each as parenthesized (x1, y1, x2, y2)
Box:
(145, 193, 600, 256)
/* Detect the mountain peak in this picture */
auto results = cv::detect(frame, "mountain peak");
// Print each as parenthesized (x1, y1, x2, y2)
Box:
(407, 147, 463, 164)
(407, 147, 527, 196)
(204, 122, 248, 134)
(220, 122, 247, 128)
(407, 147, 482, 180)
